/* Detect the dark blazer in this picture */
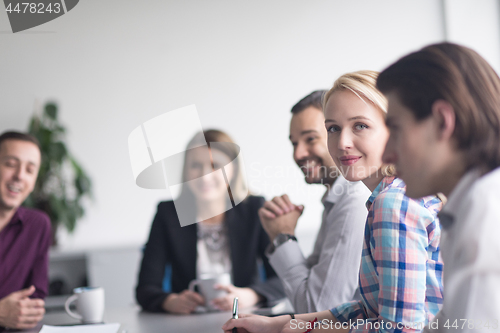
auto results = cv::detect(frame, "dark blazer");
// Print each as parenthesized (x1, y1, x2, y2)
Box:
(135, 195, 285, 312)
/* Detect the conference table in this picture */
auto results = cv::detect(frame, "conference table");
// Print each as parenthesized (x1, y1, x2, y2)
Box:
(25, 299, 293, 333)
(26, 305, 241, 333)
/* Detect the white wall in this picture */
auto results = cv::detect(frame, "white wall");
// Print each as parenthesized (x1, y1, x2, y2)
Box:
(444, 0, 500, 73)
(1, 0, 491, 254)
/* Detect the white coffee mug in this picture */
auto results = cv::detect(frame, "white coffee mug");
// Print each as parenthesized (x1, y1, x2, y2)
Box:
(65, 287, 105, 324)
(188, 273, 231, 311)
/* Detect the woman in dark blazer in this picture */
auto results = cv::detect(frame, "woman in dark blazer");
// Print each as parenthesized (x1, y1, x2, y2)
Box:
(136, 130, 284, 314)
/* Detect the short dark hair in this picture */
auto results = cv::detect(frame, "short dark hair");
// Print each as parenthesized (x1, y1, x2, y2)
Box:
(291, 90, 327, 114)
(0, 131, 41, 151)
(377, 42, 500, 172)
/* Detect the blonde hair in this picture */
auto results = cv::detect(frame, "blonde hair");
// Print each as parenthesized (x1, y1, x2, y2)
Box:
(323, 70, 396, 177)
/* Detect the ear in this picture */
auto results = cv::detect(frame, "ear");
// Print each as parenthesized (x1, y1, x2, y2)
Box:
(431, 99, 456, 141)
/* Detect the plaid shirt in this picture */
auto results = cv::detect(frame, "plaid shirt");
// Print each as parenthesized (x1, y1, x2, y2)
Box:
(331, 177, 444, 333)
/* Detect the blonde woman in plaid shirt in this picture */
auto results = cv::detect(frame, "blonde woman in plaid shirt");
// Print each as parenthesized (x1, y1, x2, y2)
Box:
(223, 71, 444, 333)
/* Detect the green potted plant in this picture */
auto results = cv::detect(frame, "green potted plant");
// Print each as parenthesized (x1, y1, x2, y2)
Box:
(23, 102, 92, 245)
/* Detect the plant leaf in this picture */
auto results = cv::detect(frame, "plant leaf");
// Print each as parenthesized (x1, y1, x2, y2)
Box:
(25, 102, 93, 238)
(45, 103, 58, 120)
(49, 142, 67, 164)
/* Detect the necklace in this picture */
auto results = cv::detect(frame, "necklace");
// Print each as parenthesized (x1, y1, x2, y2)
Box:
(197, 223, 227, 251)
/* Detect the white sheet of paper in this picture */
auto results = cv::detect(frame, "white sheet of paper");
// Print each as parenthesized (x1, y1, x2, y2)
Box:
(39, 323, 120, 333)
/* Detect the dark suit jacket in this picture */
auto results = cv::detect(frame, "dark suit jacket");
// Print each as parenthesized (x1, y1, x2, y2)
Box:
(135, 195, 284, 312)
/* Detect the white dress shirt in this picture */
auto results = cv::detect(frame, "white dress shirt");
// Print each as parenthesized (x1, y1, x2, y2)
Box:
(425, 167, 500, 332)
(268, 175, 371, 313)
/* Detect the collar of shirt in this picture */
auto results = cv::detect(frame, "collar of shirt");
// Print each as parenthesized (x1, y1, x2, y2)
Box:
(366, 176, 396, 210)
(438, 168, 482, 229)
(322, 174, 349, 207)
(4, 206, 25, 228)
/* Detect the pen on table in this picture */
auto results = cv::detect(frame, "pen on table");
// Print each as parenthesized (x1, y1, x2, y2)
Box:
(232, 297, 239, 333)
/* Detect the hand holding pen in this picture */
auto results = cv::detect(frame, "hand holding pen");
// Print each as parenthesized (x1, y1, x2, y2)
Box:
(232, 297, 238, 333)
(223, 297, 288, 333)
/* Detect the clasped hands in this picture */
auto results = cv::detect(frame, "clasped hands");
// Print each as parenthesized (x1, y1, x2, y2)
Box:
(258, 194, 304, 242)
(0, 285, 45, 330)
(163, 285, 262, 314)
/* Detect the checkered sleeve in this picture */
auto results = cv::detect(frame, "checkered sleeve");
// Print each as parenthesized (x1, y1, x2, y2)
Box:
(332, 187, 436, 333)
(331, 300, 368, 322)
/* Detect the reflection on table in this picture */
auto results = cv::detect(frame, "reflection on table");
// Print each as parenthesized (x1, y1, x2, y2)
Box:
(26, 305, 249, 333)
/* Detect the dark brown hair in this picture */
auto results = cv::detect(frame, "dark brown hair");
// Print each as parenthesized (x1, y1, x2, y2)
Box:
(0, 131, 41, 152)
(291, 90, 327, 114)
(377, 42, 500, 172)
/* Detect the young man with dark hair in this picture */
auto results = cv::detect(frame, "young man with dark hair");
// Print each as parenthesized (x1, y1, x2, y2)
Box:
(258, 91, 371, 312)
(378, 42, 500, 332)
(0, 131, 51, 331)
